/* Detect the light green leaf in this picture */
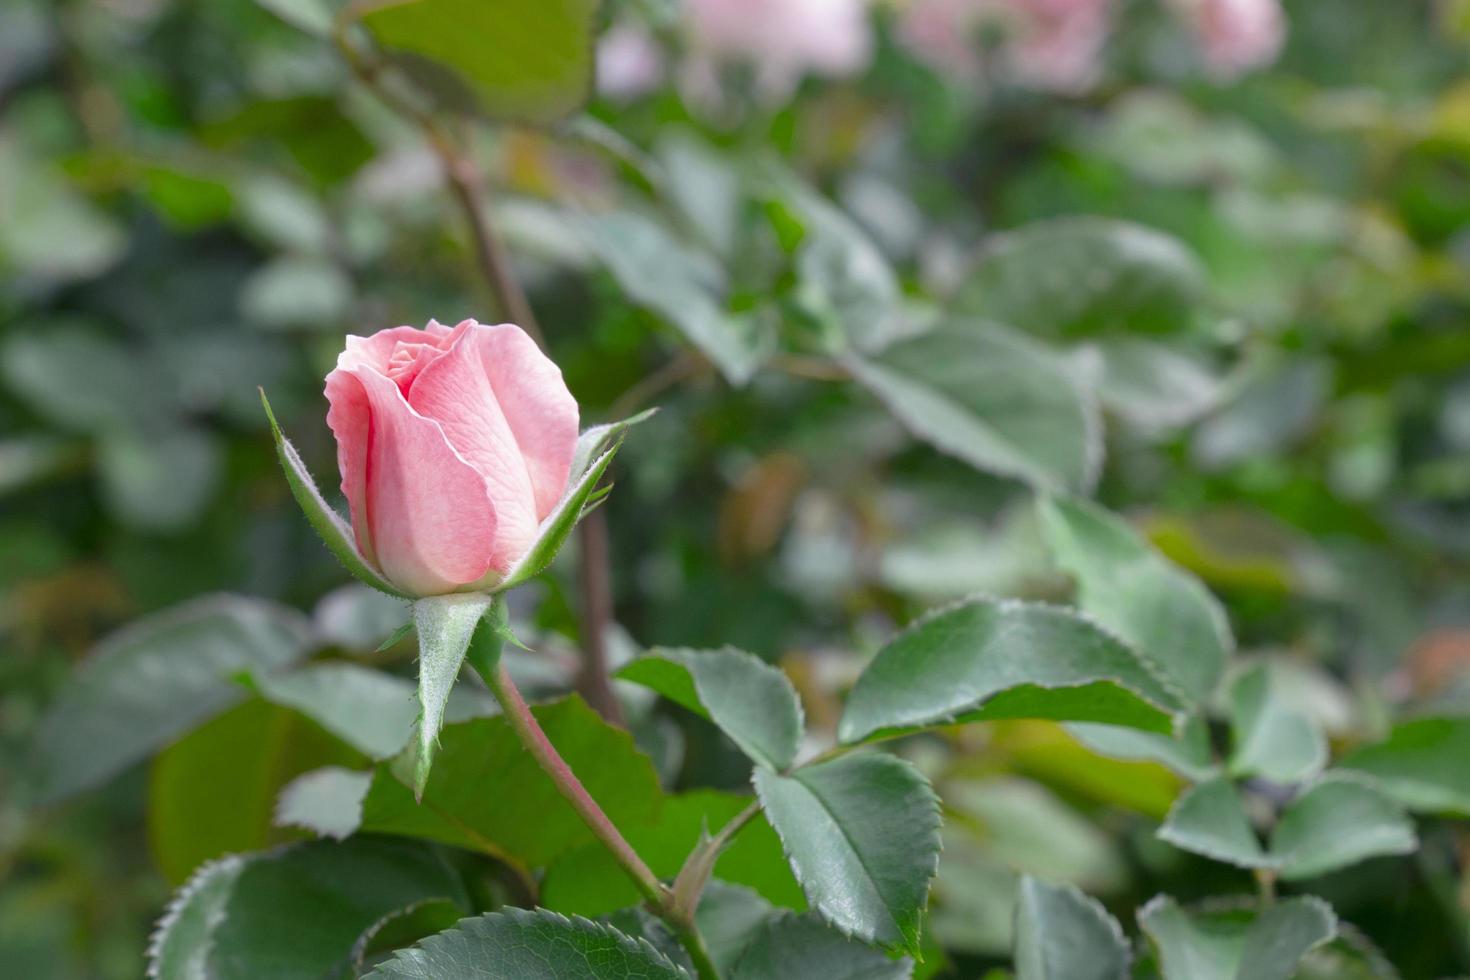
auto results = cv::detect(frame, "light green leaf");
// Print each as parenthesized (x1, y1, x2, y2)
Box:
(362, 907, 689, 979)
(1138, 895, 1337, 980)
(0, 133, 126, 284)
(409, 594, 496, 797)
(148, 838, 468, 980)
(240, 256, 352, 329)
(2, 321, 171, 433)
(249, 661, 494, 761)
(953, 217, 1207, 337)
(1270, 774, 1417, 880)
(729, 911, 912, 980)
(275, 766, 373, 840)
(1157, 777, 1270, 869)
(847, 322, 1100, 492)
(616, 647, 803, 771)
(29, 595, 314, 804)
(261, 389, 410, 598)
(838, 597, 1185, 746)
(1228, 663, 1327, 785)
(753, 753, 940, 956)
(251, 0, 337, 36)
(541, 790, 803, 917)
(1038, 495, 1232, 704)
(578, 210, 769, 385)
(148, 699, 362, 883)
(1067, 714, 1217, 781)
(766, 169, 901, 353)
(356, 0, 597, 122)
(357, 698, 664, 871)
(312, 584, 410, 651)
(1339, 717, 1470, 815)
(1013, 876, 1130, 980)
(98, 426, 221, 532)
(1080, 338, 1225, 431)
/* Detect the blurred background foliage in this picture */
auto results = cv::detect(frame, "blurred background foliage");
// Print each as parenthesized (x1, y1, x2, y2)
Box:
(5, 0, 1470, 976)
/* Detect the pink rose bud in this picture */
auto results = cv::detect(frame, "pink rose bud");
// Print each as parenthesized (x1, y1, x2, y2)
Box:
(324, 319, 579, 597)
(1169, 0, 1285, 79)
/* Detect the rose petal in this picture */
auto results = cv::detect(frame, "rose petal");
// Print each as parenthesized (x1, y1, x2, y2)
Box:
(469, 323, 579, 520)
(407, 324, 542, 573)
(338, 365, 498, 595)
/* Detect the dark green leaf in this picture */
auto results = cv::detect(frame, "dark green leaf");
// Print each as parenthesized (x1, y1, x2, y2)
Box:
(617, 647, 803, 771)
(839, 597, 1184, 746)
(753, 753, 939, 956)
(148, 699, 362, 883)
(356, 0, 597, 121)
(29, 595, 314, 804)
(846, 322, 1100, 492)
(729, 911, 912, 980)
(363, 907, 689, 979)
(148, 837, 468, 980)
(1038, 495, 1231, 704)
(1339, 717, 1470, 815)
(953, 217, 1206, 337)
(1013, 876, 1130, 980)
(1138, 895, 1337, 980)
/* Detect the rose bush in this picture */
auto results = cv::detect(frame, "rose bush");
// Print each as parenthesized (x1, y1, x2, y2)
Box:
(323, 319, 578, 597)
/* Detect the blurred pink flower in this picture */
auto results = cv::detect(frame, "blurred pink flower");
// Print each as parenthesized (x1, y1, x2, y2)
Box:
(597, 23, 666, 100)
(1169, 0, 1285, 78)
(897, 0, 1111, 93)
(684, 0, 873, 96)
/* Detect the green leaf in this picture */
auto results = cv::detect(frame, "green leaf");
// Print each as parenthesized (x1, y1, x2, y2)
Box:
(541, 790, 804, 917)
(729, 911, 912, 980)
(1269, 773, 1417, 880)
(362, 907, 689, 979)
(578, 210, 769, 385)
(356, 698, 663, 872)
(1228, 663, 1327, 785)
(1081, 338, 1225, 431)
(148, 837, 469, 980)
(953, 217, 1207, 338)
(248, 661, 494, 760)
(1038, 495, 1232, 704)
(1138, 895, 1337, 980)
(846, 322, 1100, 492)
(1067, 714, 1217, 781)
(1013, 876, 1130, 980)
(148, 699, 362, 883)
(838, 597, 1185, 746)
(498, 411, 652, 590)
(261, 389, 410, 598)
(2, 320, 172, 433)
(251, 0, 337, 36)
(1339, 717, 1470, 815)
(616, 647, 804, 771)
(276, 766, 374, 839)
(409, 594, 496, 798)
(313, 584, 410, 651)
(753, 753, 940, 956)
(29, 595, 315, 804)
(355, 0, 597, 122)
(1157, 776, 1270, 869)
(98, 426, 221, 532)
(764, 169, 901, 353)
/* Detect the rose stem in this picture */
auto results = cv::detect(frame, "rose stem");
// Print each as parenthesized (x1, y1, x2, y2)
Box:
(481, 659, 721, 980)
